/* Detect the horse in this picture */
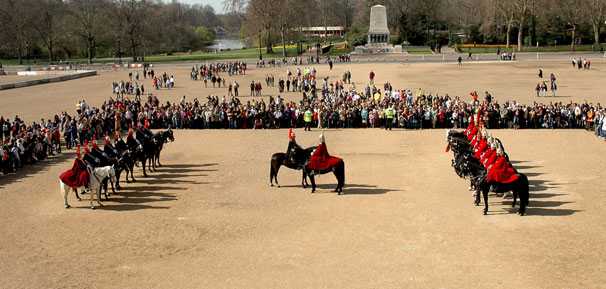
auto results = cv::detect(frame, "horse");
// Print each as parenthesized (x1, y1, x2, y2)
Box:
(115, 138, 137, 184)
(270, 152, 311, 188)
(446, 129, 529, 216)
(269, 142, 315, 188)
(60, 165, 116, 209)
(150, 129, 174, 168)
(475, 173, 530, 216)
(305, 158, 346, 194)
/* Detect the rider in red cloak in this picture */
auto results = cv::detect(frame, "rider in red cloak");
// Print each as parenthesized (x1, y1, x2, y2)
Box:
(306, 132, 341, 172)
(486, 150, 519, 184)
(59, 145, 90, 188)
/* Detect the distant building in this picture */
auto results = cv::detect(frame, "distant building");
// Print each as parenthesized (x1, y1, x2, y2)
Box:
(300, 26, 345, 38)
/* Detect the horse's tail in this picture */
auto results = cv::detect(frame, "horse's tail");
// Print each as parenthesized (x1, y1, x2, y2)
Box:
(337, 159, 345, 189)
(517, 173, 530, 215)
(270, 154, 281, 185)
(269, 159, 275, 185)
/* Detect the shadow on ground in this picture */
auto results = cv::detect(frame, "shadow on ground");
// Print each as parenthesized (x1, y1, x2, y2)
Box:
(0, 152, 75, 189)
(76, 162, 218, 211)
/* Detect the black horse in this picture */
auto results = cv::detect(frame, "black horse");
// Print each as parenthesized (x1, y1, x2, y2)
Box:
(150, 129, 174, 168)
(270, 141, 315, 188)
(115, 138, 136, 184)
(446, 130, 529, 216)
(305, 159, 345, 194)
(475, 173, 530, 216)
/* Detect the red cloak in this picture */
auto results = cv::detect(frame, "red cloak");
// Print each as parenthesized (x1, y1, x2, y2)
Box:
(487, 156, 519, 184)
(306, 143, 342, 171)
(59, 159, 90, 188)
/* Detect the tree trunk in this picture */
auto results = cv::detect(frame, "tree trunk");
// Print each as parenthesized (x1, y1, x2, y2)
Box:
(131, 37, 137, 62)
(592, 22, 600, 47)
(17, 40, 23, 65)
(571, 25, 576, 51)
(266, 29, 273, 54)
(517, 19, 524, 52)
(48, 38, 54, 63)
(506, 21, 512, 49)
(87, 36, 93, 64)
(281, 26, 286, 59)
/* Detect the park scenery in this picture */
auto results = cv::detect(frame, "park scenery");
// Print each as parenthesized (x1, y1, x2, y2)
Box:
(1, 0, 606, 289)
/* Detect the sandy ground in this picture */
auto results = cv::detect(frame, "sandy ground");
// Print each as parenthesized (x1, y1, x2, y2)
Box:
(1, 61, 606, 288)
(0, 129, 605, 289)
(1, 60, 606, 122)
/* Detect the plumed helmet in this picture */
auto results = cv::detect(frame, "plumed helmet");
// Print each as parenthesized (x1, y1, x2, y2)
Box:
(288, 128, 295, 141)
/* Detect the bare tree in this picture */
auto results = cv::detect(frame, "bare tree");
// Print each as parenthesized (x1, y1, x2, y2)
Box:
(31, 0, 65, 62)
(586, 0, 606, 47)
(0, 0, 33, 64)
(512, 0, 529, 51)
(66, 0, 108, 64)
(558, 0, 586, 50)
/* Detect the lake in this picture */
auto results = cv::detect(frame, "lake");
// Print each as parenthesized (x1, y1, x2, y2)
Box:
(208, 39, 245, 50)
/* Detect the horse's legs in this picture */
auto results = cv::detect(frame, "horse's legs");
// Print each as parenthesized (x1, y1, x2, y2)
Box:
(74, 188, 82, 201)
(483, 187, 489, 215)
(101, 180, 109, 200)
(61, 182, 70, 208)
(89, 188, 95, 209)
(474, 189, 481, 206)
(512, 190, 518, 209)
(142, 158, 148, 177)
(269, 163, 276, 187)
(130, 164, 137, 182)
(115, 170, 122, 190)
(309, 174, 316, 193)
(301, 170, 307, 188)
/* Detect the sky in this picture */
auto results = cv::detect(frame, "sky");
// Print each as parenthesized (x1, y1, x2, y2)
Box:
(178, 0, 225, 13)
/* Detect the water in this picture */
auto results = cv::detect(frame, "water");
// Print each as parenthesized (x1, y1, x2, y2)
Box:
(208, 39, 245, 50)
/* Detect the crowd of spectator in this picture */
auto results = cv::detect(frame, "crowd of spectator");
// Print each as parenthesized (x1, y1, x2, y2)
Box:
(3, 67, 606, 175)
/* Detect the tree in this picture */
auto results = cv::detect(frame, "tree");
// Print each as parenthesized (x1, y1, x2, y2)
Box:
(66, 0, 109, 64)
(586, 0, 606, 47)
(0, 0, 34, 64)
(513, 0, 530, 51)
(31, 0, 65, 62)
(558, 0, 586, 50)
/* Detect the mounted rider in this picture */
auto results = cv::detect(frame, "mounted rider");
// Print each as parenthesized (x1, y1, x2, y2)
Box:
(306, 132, 341, 174)
(285, 128, 306, 167)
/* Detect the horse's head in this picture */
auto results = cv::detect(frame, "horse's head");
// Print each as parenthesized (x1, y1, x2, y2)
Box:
(166, 129, 175, 142)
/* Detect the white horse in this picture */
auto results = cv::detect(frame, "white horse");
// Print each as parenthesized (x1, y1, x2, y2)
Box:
(60, 165, 116, 209)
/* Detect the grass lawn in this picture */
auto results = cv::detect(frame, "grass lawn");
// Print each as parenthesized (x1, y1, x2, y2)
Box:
(457, 44, 605, 54)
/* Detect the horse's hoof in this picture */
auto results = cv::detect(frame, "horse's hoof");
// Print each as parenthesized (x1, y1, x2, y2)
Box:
(483, 211, 488, 215)
(277, 185, 281, 188)
(65, 204, 71, 209)
(91, 206, 96, 210)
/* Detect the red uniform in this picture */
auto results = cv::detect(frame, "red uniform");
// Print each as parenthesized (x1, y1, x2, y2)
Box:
(467, 127, 478, 141)
(306, 143, 342, 171)
(59, 159, 90, 188)
(481, 148, 496, 168)
(474, 139, 487, 159)
(487, 155, 519, 184)
(465, 119, 475, 136)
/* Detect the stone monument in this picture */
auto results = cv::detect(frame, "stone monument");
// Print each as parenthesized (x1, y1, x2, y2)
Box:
(353, 4, 398, 54)
(368, 5, 390, 46)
